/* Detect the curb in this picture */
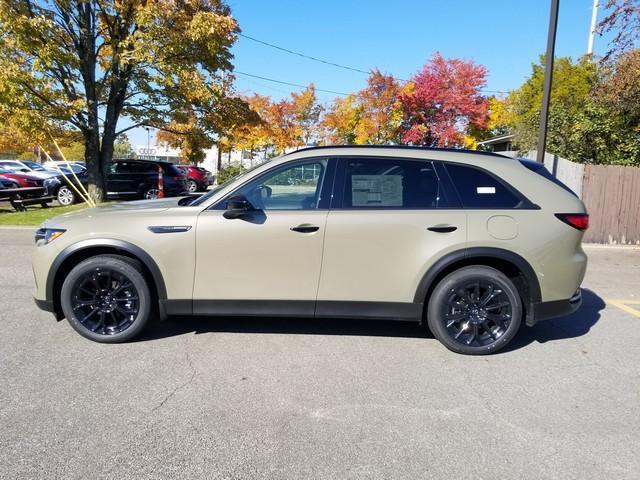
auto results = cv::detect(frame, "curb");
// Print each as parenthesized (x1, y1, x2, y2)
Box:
(583, 243, 640, 250)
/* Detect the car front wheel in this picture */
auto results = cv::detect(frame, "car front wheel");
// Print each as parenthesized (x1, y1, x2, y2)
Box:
(57, 186, 76, 205)
(60, 255, 152, 343)
(427, 266, 522, 355)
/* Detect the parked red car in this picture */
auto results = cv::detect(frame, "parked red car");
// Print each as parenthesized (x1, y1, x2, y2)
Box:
(0, 167, 44, 189)
(176, 165, 214, 193)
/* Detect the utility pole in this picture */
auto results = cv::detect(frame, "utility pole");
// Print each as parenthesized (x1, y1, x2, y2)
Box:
(145, 126, 151, 149)
(587, 0, 599, 55)
(536, 0, 560, 164)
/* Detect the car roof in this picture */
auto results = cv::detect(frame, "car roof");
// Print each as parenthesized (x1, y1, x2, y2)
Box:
(113, 158, 175, 165)
(284, 145, 510, 160)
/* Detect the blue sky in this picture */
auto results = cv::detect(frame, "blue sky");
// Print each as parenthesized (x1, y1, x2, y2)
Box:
(129, 0, 615, 146)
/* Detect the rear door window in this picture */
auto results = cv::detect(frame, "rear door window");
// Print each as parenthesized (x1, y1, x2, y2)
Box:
(444, 163, 522, 209)
(336, 157, 456, 209)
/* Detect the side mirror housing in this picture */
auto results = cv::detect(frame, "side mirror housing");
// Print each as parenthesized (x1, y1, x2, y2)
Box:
(223, 195, 253, 219)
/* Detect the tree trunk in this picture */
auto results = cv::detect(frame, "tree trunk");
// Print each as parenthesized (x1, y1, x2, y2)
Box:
(216, 145, 222, 173)
(84, 129, 105, 203)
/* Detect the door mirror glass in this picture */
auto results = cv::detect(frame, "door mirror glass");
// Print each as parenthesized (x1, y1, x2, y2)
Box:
(223, 195, 254, 219)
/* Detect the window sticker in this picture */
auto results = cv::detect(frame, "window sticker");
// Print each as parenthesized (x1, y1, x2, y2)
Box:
(476, 186, 496, 194)
(352, 175, 403, 206)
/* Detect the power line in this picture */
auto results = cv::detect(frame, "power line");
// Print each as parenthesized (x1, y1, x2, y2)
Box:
(238, 33, 510, 95)
(238, 33, 372, 76)
(235, 70, 508, 99)
(234, 71, 354, 97)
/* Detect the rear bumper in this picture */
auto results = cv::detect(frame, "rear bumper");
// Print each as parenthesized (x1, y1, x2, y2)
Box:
(527, 289, 582, 326)
(34, 297, 55, 312)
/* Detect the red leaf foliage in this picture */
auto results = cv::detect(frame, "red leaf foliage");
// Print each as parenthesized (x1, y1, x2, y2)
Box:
(398, 53, 490, 146)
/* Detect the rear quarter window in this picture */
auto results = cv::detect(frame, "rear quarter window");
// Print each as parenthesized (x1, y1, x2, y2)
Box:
(162, 164, 183, 176)
(445, 163, 522, 209)
(518, 159, 577, 196)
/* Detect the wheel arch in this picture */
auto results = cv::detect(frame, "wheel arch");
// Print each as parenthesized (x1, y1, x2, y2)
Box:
(414, 247, 542, 318)
(46, 239, 167, 319)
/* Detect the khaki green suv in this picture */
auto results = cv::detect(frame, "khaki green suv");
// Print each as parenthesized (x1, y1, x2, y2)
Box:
(32, 146, 588, 354)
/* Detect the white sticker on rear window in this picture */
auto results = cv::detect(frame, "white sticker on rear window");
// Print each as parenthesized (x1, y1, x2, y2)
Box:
(477, 186, 496, 194)
(352, 175, 403, 207)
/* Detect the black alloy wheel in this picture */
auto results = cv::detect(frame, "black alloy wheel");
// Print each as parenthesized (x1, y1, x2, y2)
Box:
(60, 255, 151, 342)
(427, 266, 522, 355)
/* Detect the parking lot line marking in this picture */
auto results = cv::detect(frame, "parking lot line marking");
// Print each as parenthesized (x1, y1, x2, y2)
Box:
(607, 300, 640, 318)
(607, 299, 640, 304)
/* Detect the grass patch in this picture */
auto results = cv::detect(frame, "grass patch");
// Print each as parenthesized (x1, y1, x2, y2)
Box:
(0, 203, 90, 226)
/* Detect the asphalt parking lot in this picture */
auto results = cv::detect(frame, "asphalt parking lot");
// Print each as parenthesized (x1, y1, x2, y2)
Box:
(0, 228, 639, 480)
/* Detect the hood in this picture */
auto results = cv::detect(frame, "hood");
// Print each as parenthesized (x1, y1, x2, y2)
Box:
(24, 170, 59, 180)
(43, 197, 184, 227)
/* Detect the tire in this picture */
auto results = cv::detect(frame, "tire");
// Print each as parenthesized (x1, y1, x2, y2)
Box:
(143, 188, 159, 199)
(57, 186, 76, 205)
(187, 179, 198, 193)
(427, 266, 522, 355)
(60, 254, 152, 343)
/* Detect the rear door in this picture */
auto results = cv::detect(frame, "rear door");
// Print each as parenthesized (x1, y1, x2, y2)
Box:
(316, 156, 467, 319)
(107, 161, 137, 198)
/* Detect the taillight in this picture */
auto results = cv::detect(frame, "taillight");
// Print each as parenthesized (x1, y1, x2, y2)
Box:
(555, 213, 589, 231)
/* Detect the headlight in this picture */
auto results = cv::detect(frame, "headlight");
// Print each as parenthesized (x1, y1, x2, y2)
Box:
(35, 228, 66, 245)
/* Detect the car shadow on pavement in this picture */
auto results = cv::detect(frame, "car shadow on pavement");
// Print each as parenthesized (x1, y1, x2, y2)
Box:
(138, 289, 605, 352)
(501, 288, 605, 353)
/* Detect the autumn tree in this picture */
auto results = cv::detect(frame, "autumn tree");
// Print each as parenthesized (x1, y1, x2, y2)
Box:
(469, 96, 511, 149)
(156, 112, 214, 164)
(321, 70, 401, 145)
(599, 0, 640, 58)
(291, 84, 323, 146)
(322, 94, 361, 144)
(398, 53, 489, 147)
(232, 94, 272, 154)
(0, 0, 241, 202)
(354, 70, 402, 144)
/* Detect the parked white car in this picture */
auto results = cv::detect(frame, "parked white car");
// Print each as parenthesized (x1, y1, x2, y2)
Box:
(0, 160, 59, 180)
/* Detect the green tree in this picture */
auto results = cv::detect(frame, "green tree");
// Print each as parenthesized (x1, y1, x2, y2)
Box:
(508, 54, 640, 165)
(0, 0, 240, 202)
(508, 56, 598, 160)
(113, 135, 132, 159)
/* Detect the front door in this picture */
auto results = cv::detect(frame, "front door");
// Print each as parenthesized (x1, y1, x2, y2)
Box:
(192, 158, 334, 316)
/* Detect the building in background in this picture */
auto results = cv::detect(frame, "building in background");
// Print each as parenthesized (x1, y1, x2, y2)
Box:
(134, 144, 268, 176)
(477, 134, 514, 152)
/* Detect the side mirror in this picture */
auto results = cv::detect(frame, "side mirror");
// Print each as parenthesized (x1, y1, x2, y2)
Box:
(223, 195, 253, 219)
(20, 168, 30, 173)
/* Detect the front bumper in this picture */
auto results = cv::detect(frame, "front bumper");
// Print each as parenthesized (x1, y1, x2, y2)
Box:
(527, 289, 582, 326)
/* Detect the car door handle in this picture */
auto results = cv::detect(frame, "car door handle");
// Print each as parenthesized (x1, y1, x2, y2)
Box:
(290, 224, 320, 233)
(427, 225, 458, 233)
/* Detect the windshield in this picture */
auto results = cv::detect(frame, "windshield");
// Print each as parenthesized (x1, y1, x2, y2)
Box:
(21, 160, 46, 171)
(189, 160, 271, 207)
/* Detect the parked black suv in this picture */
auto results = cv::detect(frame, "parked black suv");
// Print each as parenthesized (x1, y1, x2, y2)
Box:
(44, 159, 188, 203)
(108, 160, 187, 199)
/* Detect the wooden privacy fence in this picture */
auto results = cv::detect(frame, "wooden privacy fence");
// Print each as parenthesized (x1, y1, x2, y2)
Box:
(582, 164, 640, 245)
(503, 150, 640, 244)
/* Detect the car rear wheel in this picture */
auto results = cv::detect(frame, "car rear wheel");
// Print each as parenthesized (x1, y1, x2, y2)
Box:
(60, 255, 152, 343)
(57, 186, 76, 205)
(427, 266, 522, 355)
(187, 179, 198, 193)
(143, 188, 159, 199)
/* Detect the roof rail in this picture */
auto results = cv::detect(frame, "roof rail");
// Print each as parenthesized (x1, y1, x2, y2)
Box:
(283, 144, 511, 159)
